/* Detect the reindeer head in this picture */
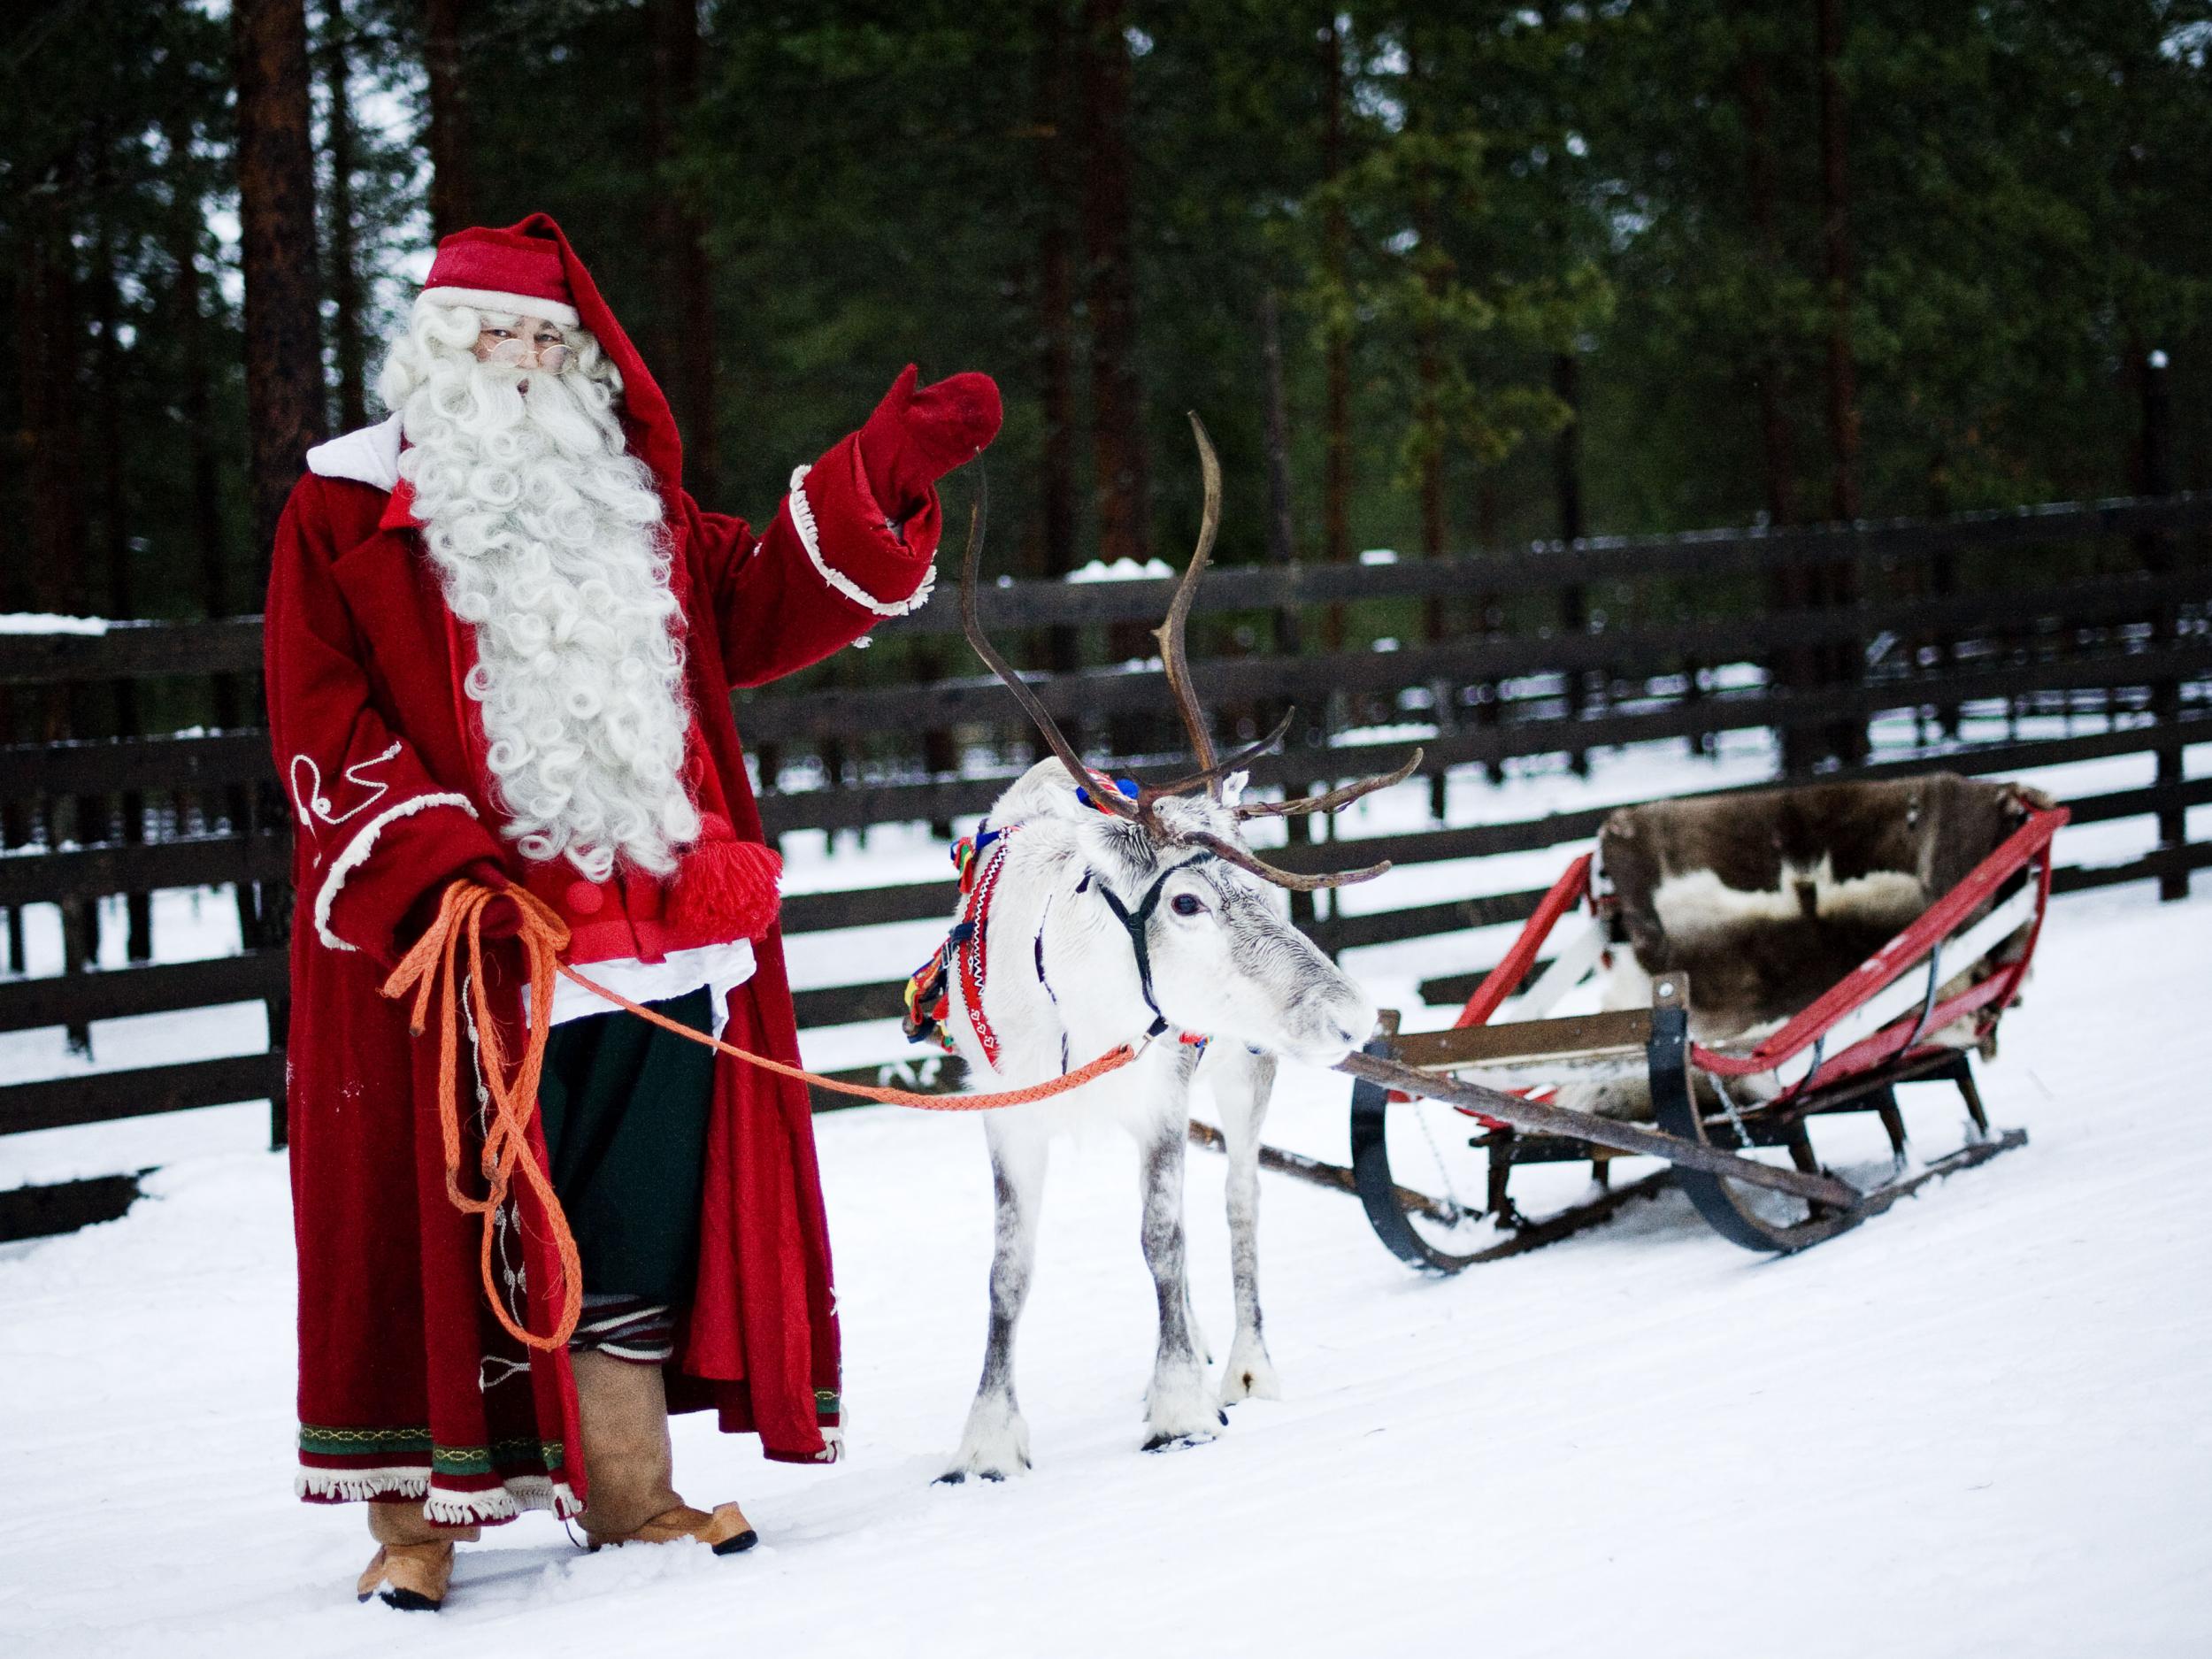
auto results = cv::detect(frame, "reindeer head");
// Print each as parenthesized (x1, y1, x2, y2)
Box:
(961, 417, 1420, 1065)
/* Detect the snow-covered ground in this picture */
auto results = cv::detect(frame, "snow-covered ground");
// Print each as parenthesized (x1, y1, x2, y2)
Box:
(1, 722, 2208, 1653)
(2, 872, 2208, 1654)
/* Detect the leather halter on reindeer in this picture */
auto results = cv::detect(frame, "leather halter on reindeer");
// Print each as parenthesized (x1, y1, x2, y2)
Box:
(931, 418, 1417, 1478)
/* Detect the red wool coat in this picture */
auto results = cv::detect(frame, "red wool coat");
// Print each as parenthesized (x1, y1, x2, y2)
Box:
(268, 215, 937, 1521)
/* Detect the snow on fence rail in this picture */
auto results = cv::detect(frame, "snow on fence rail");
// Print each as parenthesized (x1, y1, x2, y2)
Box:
(0, 494, 2205, 1192)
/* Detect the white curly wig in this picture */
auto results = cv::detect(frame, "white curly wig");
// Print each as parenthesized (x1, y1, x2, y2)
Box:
(377, 298, 701, 879)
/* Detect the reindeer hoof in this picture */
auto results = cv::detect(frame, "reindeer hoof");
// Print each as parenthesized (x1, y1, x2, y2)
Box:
(1218, 1340, 1283, 1406)
(938, 1461, 1023, 1483)
(1141, 1430, 1218, 1454)
(937, 1446, 1030, 1484)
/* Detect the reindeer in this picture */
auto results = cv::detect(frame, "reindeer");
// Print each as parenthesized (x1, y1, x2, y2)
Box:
(935, 420, 1419, 1480)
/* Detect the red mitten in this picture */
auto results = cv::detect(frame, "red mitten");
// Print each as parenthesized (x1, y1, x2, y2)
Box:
(856, 365, 1003, 520)
(401, 860, 521, 949)
(464, 861, 527, 941)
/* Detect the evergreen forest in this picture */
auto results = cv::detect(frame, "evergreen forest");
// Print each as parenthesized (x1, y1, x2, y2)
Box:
(4, 0, 2208, 646)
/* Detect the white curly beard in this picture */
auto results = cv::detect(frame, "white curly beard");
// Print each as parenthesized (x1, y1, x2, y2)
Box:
(380, 301, 702, 880)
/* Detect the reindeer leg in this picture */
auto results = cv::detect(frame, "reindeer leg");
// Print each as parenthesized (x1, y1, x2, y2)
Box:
(941, 1118, 1047, 1483)
(1183, 1285, 1213, 1370)
(1138, 1106, 1225, 1452)
(1215, 1048, 1282, 1406)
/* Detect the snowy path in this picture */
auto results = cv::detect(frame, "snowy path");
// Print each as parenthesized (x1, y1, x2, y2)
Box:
(2, 882, 2208, 1656)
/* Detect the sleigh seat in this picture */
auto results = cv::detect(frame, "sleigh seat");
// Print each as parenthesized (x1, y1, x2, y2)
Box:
(1562, 774, 2048, 1118)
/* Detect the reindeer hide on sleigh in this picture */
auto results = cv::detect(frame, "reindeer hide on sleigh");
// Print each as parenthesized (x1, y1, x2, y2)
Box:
(1565, 775, 2053, 1119)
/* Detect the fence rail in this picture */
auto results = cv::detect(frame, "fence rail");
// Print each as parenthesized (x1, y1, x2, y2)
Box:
(0, 492, 2205, 1156)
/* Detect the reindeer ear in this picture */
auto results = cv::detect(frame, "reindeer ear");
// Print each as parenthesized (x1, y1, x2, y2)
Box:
(1220, 769, 1248, 809)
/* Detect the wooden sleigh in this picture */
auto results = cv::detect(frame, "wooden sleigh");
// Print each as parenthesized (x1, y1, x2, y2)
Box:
(1332, 774, 2065, 1269)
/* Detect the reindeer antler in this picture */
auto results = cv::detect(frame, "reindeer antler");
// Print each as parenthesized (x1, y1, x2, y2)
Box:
(1154, 413, 1223, 790)
(1233, 747, 1426, 820)
(959, 470, 1139, 822)
(1148, 707, 1296, 796)
(1185, 829, 1394, 892)
(959, 436, 1419, 894)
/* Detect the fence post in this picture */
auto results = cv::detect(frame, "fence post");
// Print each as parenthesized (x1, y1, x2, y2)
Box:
(268, 997, 290, 1151)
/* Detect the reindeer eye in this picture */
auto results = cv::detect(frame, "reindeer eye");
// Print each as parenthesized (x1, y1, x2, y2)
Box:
(1170, 894, 1205, 918)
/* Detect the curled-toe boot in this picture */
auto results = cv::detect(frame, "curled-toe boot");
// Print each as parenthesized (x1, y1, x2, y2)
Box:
(572, 1348, 758, 1555)
(357, 1502, 480, 1611)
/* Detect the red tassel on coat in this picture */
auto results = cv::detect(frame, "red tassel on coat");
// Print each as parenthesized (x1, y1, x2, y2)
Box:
(671, 825, 783, 942)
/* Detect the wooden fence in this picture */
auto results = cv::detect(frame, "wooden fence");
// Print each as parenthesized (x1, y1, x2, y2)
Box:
(1, 493, 2206, 1201)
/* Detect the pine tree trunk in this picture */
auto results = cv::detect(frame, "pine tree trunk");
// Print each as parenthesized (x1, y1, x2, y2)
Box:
(1815, 0, 1865, 763)
(19, 203, 97, 1045)
(162, 120, 233, 637)
(1261, 284, 1313, 920)
(1406, 29, 1453, 818)
(162, 104, 244, 945)
(232, 0, 323, 965)
(22, 227, 87, 625)
(647, 0, 718, 500)
(1407, 34, 1446, 626)
(424, 0, 473, 239)
(1258, 289, 1298, 586)
(1738, 17, 1817, 773)
(322, 0, 367, 434)
(92, 238, 153, 962)
(232, 0, 326, 574)
(1320, 12, 1352, 650)
(1036, 3, 1081, 686)
(1816, 0, 1859, 526)
(1079, 0, 1152, 758)
(1740, 38, 1797, 531)
(1080, 0, 1149, 567)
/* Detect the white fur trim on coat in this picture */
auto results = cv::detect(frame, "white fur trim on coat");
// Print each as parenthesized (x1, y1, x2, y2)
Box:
(425, 1477, 580, 1525)
(304, 412, 404, 491)
(419, 285, 581, 327)
(294, 1466, 429, 1503)
(294, 1468, 580, 1520)
(787, 465, 936, 618)
(312, 792, 481, 954)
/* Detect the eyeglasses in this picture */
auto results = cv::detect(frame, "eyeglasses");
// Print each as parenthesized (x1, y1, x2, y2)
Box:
(480, 334, 572, 373)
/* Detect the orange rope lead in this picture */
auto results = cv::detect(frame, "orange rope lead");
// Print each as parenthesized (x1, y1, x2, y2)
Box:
(381, 879, 582, 1352)
(380, 879, 1139, 1348)
(550, 960, 1136, 1109)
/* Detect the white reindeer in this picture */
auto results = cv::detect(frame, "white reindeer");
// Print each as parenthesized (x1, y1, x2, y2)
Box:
(933, 423, 1418, 1479)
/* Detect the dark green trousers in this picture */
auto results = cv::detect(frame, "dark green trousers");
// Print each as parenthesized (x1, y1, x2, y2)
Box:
(536, 986, 718, 1307)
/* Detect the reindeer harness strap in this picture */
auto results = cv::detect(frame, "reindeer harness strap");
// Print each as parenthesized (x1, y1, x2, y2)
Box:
(954, 831, 1019, 1067)
(1091, 850, 1220, 1041)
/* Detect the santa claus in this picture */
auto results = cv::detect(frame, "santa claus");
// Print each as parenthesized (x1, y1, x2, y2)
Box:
(265, 214, 999, 1609)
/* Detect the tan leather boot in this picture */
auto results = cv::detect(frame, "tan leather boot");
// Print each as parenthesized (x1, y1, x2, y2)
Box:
(357, 1502, 480, 1611)
(572, 1350, 759, 1555)
(620, 1502, 758, 1553)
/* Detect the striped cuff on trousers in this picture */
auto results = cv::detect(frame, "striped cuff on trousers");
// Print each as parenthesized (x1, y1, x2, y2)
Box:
(570, 1294, 676, 1363)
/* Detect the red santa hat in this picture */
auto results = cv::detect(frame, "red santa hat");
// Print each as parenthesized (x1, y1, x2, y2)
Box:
(413, 214, 683, 491)
(419, 222, 582, 327)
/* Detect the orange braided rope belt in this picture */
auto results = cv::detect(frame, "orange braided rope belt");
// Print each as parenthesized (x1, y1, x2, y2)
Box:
(380, 879, 1138, 1351)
